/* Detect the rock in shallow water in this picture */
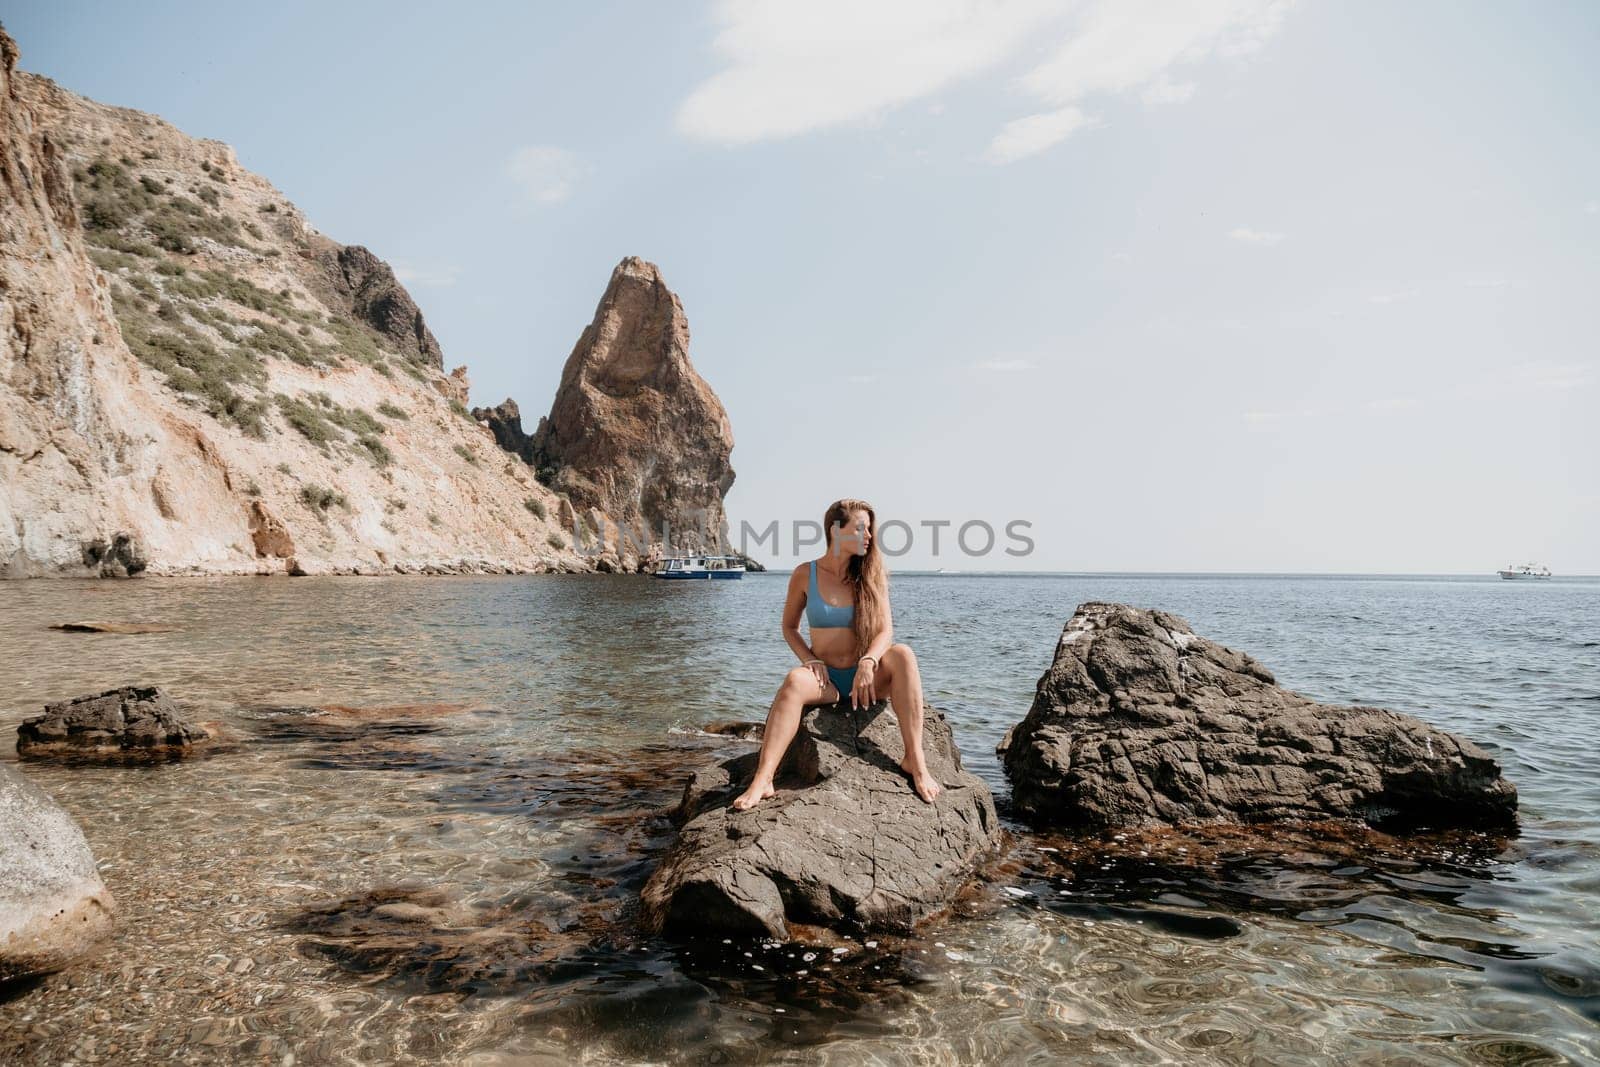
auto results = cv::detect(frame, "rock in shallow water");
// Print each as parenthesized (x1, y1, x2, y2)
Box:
(0, 764, 115, 981)
(17, 686, 211, 759)
(999, 602, 1518, 832)
(641, 701, 1003, 939)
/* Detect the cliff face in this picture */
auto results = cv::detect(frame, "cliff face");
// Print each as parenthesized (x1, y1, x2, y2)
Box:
(0, 27, 585, 577)
(522, 257, 737, 569)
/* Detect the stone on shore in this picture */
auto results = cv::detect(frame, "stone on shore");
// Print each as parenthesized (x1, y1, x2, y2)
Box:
(0, 763, 115, 981)
(17, 686, 211, 759)
(642, 701, 1002, 939)
(999, 602, 1518, 832)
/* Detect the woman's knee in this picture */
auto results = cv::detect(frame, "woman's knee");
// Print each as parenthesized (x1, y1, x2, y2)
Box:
(780, 666, 815, 695)
(884, 642, 917, 670)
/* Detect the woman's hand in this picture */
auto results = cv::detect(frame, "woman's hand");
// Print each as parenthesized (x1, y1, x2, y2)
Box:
(851, 659, 877, 709)
(803, 659, 829, 697)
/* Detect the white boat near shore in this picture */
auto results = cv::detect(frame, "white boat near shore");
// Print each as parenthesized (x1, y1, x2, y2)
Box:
(653, 555, 745, 580)
(1497, 562, 1552, 580)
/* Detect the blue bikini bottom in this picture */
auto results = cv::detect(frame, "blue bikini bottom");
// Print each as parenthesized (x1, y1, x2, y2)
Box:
(824, 663, 857, 699)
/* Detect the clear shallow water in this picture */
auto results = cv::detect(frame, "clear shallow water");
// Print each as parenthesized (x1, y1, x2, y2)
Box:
(0, 572, 1597, 1064)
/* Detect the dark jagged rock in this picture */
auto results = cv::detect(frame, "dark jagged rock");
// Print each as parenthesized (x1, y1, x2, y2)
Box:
(18, 685, 211, 759)
(315, 244, 443, 368)
(471, 397, 537, 465)
(78, 532, 147, 577)
(642, 701, 1002, 939)
(0, 763, 115, 981)
(999, 602, 1518, 832)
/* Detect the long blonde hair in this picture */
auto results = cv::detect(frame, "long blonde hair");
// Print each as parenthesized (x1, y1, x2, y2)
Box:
(822, 497, 889, 658)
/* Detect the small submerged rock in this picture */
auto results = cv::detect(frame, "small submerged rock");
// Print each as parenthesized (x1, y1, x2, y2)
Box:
(700, 720, 765, 741)
(0, 764, 115, 981)
(998, 602, 1518, 832)
(285, 886, 581, 993)
(48, 621, 181, 634)
(642, 701, 1003, 939)
(17, 686, 212, 760)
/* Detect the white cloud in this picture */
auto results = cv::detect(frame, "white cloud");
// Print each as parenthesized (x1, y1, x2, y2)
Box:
(1586, 200, 1598, 215)
(678, 0, 1060, 143)
(974, 358, 1036, 372)
(1143, 77, 1197, 106)
(986, 0, 1294, 161)
(846, 373, 879, 384)
(1229, 226, 1286, 246)
(393, 262, 462, 288)
(1510, 361, 1594, 391)
(1368, 287, 1419, 305)
(676, 0, 1295, 161)
(1019, 1, 1288, 102)
(507, 145, 583, 204)
(984, 107, 1094, 164)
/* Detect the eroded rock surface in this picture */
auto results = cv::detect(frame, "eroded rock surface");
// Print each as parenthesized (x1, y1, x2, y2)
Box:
(999, 602, 1518, 832)
(0, 763, 115, 981)
(18, 685, 211, 758)
(524, 257, 737, 570)
(642, 701, 1002, 939)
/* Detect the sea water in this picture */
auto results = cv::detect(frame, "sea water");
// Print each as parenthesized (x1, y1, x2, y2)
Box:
(1, 572, 1596, 1063)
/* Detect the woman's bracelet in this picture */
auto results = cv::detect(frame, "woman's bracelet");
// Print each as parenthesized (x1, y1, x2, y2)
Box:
(858, 655, 878, 669)
(802, 657, 823, 666)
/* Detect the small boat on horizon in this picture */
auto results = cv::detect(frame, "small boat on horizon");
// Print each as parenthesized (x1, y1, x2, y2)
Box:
(1497, 562, 1553, 580)
(653, 554, 745, 580)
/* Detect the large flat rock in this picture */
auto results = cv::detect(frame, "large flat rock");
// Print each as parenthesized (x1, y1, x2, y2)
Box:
(999, 602, 1517, 832)
(642, 701, 1002, 939)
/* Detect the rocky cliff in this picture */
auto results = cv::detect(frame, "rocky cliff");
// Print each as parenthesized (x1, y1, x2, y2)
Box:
(477, 257, 737, 571)
(1, 27, 738, 578)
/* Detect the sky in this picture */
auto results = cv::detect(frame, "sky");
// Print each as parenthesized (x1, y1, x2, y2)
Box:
(6, 1, 1597, 573)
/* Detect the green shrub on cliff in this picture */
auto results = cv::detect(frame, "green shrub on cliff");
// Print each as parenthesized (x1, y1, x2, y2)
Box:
(299, 484, 347, 512)
(112, 287, 269, 437)
(274, 394, 338, 446)
(357, 435, 393, 467)
(274, 393, 391, 468)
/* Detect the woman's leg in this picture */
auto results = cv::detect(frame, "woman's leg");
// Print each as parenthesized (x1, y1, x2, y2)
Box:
(731, 666, 837, 810)
(874, 643, 943, 803)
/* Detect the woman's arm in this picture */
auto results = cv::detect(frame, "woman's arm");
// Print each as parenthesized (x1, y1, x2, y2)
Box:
(781, 564, 821, 664)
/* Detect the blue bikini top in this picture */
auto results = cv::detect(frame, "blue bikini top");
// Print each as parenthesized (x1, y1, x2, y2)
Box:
(807, 559, 855, 629)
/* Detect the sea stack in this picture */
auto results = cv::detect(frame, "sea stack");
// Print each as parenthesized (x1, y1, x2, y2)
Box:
(519, 256, 737, 570)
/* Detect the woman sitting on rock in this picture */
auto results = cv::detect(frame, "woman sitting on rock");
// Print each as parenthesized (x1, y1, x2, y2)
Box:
(732, 497, 944, 810)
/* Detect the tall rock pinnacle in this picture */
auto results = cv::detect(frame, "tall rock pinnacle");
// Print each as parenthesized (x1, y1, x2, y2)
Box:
(527, 256, 736, 565)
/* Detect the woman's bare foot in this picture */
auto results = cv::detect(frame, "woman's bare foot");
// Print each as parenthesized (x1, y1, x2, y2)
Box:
(899, 758, 943, 803)
(731, 780, 776, 811)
